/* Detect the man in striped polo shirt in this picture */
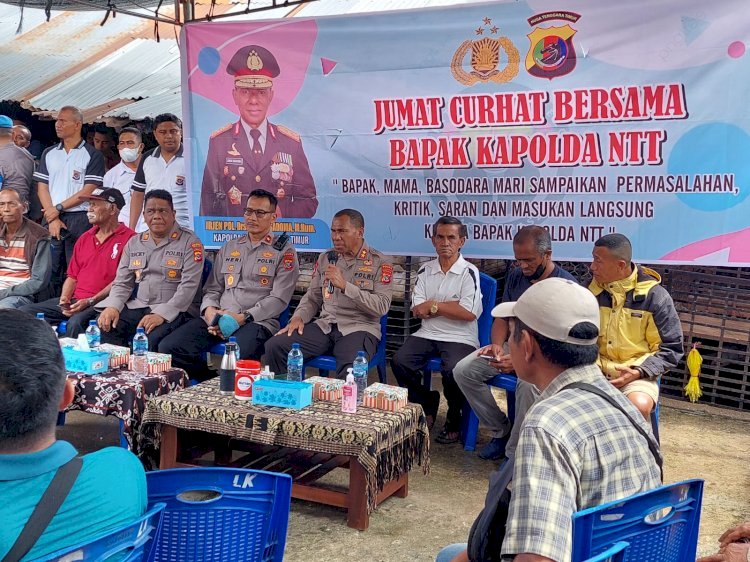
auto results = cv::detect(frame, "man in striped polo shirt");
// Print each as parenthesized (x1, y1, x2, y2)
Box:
(0, 188, 51, 308)
(34, 106, 105, 294)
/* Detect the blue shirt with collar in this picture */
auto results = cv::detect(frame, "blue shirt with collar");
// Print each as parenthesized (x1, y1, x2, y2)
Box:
(0, 440, 146, 561)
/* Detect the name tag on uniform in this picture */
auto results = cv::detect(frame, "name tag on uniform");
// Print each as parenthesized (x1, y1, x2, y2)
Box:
(226, 157, 244, 165)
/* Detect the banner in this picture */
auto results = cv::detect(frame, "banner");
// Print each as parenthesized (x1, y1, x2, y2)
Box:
(182, 0, 750, 265)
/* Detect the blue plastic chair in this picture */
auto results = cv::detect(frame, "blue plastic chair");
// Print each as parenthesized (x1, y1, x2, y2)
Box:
(207, 303, 291, 357)
(583, 541, 629, 562)
(303, 314, 388, 383)
(39, 503, 165, 562)
(146, 467, 292, 562)
(571, 479, 704, 562)
(422, 272, 497, 391)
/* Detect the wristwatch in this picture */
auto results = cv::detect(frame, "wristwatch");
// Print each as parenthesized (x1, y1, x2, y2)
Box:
(429, 301, 439, 316)
(55, 203, 65, 213)
(244, 313, 254, 324)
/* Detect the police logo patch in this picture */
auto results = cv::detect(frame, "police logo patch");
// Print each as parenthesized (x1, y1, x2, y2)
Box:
(167, 270, 178, 278)
(175, 176, 185, 186)
(260, 265, 268, 274)
(381, 264, 393, 284)
(72, 170, 81, 181)
(166, 259, 177, 267)
(230, 250, 241, 257)
(262, 252, 274, 258)
(260, 277, 270, 286)
(227, 275, 235, 286)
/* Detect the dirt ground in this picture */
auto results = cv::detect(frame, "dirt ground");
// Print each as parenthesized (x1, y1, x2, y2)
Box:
(60, 381, 750, 561)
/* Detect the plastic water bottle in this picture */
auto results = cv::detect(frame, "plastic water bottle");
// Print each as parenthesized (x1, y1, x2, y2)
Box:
(287, 343, 304, 382)
(353, 351, 368, 404)
(228, 336, 240, 360)
(85, 320, 101, 348)
(36, 312, 45, 321)
(219, 340, 237, 395)
(132, 327, 149, 375)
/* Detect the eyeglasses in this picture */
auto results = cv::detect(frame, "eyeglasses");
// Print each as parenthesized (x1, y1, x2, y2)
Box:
(243, 208, 273, 218)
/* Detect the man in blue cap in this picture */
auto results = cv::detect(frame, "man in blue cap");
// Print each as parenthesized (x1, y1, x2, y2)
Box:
(0, 115, 34, 203)
(200, 45, 318, 219)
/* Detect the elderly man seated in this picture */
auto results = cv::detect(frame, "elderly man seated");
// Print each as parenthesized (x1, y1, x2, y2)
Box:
(0, 310, 146, 560)
(0, 188, 51, 309)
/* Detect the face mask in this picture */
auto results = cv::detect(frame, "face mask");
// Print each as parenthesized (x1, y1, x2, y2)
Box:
(526, 259, 547, 282)
(119, 147, 140, 163)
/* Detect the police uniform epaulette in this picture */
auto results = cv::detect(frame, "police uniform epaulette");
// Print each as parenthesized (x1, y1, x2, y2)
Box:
(275, 124, 301, 142)
(211, 123, 233, 139)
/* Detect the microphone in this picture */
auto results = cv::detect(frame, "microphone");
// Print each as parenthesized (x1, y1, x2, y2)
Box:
(326, 251, 339, 294)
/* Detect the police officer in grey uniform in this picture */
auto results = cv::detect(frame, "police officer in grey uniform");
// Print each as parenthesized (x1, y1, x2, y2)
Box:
(159, 189, 299, 381)
(265, 209, 393, 379)
(199, 44, 318, 219)
(96, 189, 203, 350)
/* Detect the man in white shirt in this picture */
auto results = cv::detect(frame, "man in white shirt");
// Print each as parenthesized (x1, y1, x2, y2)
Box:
(129, 114, 190, 230)
(391, 216, 482, 442)
(34, 106, 105, 293)
(103, 127, 145, 231)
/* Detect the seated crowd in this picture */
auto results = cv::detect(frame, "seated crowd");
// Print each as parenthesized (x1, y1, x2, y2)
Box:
(0, 109, 693, 562)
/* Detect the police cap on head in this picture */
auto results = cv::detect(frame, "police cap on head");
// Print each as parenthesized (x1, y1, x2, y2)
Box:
(227, 45, 280, 89)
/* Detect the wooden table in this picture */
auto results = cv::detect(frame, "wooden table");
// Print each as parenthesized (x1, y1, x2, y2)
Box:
(140, 380, 430, 530)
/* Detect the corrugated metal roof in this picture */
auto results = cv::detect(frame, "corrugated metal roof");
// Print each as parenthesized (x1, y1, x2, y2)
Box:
(102, 88, 181, 120)
(27, 38, 180, 113)
(0, 1, 477, 122)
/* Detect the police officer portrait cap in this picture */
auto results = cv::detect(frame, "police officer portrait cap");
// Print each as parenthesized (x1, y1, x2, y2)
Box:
(227, 45, 280, 89)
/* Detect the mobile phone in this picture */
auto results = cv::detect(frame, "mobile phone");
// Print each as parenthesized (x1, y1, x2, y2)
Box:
(209, 313, 223, 327)
(478, 354, 497, 361)
(58, 228, 71, 241)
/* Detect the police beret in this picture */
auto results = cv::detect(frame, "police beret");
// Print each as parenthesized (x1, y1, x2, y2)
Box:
(226, 45, 280, 89)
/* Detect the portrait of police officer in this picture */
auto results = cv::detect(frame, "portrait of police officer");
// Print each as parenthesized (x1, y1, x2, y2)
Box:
(200, 44, 318, 219)
(96, 189, 204, 350)
(264, 209, 393, 379)
(159, 189, 299, 381)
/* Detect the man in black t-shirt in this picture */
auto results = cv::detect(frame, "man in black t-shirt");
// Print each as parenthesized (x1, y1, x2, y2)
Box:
(454, 226, 577, 462)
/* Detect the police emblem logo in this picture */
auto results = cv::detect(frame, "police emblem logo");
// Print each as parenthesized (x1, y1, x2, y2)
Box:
(364, 259, 373, 266)
(260, 277, 270, 286)
(283, 250, 294, 270)
(381, 264, 394, 285)
(227, 274, 235, 286)
(167, 269, 178, 278)
(132, 259, 142, 267)
(72, 170, 81, 181)
(228, 264, 235, 273)
(260, 265, 268, 274)
(262, 252, 274, 258)
(451, 18, 520, 85)
(230, 250, 241, 257)
(525, 12, 579, 79)
(175, 176, 185, 186)
(166, 259, 177, 267)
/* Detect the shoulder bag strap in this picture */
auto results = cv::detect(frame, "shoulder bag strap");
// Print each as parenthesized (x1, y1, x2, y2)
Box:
(564, 381, 663, 481)
(2, 456, 83, 562)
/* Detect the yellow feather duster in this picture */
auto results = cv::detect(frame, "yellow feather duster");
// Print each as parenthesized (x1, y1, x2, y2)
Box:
(684, 344, 703, 403)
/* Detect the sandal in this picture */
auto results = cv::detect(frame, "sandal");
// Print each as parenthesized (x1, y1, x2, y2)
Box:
(435, 426, 460, 444)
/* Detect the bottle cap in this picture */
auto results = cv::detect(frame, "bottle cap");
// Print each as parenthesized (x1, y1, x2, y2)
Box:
(346, 373, 354, 383)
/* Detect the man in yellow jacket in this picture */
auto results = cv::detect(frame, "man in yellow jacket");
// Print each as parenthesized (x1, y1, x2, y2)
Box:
(589, 233, 684, 419)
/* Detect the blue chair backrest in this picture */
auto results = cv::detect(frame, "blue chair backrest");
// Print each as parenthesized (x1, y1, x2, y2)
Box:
(373, 313, 388, 364)
(146, 467, 292, 562)
(40, 503, 165, 562)
(478, 272, 497, 347)
(584, 541, 629, 562)
(571, 479, 703, 562)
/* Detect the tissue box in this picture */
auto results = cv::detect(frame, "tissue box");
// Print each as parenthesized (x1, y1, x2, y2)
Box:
(99, 344, 130, 368)
(306, 376, 345, 402)
(128, 352, 172, 373)
(62, 347, 110, 375)
(252, 379, 313, 409)
(59, 338, 78, 349)
(362, 383, 408, 412)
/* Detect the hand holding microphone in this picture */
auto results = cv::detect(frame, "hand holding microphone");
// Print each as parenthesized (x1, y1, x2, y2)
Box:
(326, 251, 339, 294)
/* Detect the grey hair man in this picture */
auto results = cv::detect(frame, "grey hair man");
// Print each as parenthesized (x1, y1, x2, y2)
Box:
(454, 225, 577, 462)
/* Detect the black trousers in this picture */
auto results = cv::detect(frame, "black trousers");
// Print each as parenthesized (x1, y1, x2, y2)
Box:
(48, 211, 90, 296)
(100, 307, 191, 351)
(20, 297, 97, 337)
(264, 322, 378, 379)
(158, 317, 271, 382)
(391, 336, 475, 432)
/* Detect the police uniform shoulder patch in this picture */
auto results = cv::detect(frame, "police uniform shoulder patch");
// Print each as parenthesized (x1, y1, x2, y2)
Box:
(211, 123, 233, 139)
(381, 264, 393, 285)
(275, 124, 301, 143)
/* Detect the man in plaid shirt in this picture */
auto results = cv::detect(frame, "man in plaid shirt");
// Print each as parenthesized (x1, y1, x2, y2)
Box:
(436, 278, 661, 562)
